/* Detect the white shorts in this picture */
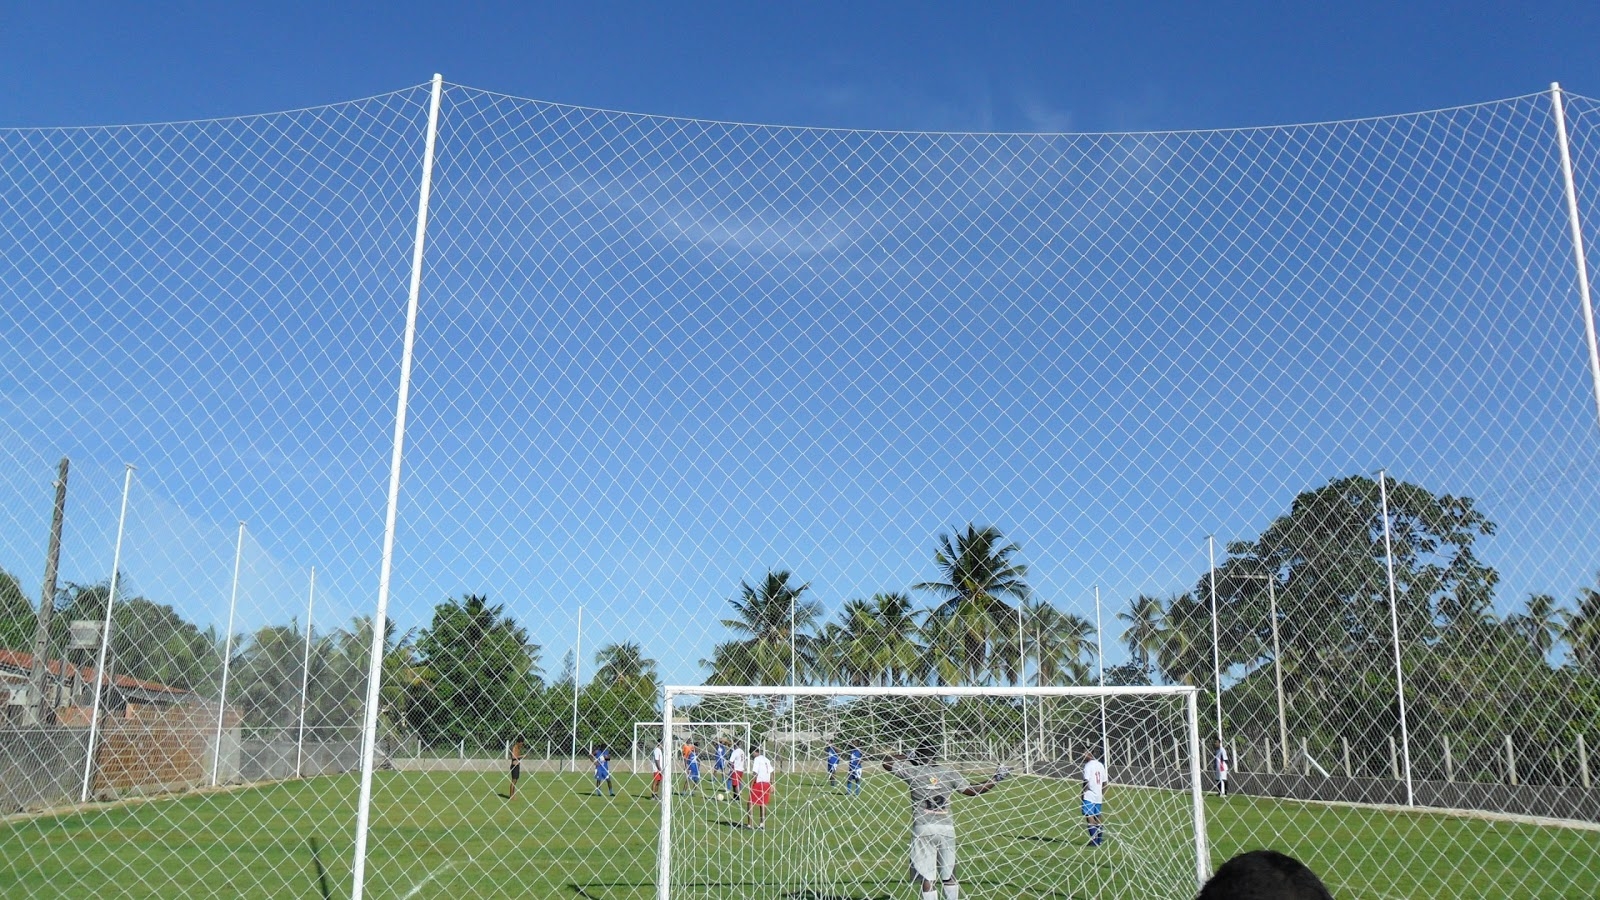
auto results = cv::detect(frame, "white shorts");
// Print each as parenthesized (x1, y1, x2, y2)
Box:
(908, 830, 956, 883)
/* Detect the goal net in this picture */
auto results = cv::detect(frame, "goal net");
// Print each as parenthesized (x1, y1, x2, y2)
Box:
(658, 685, 1204, 900)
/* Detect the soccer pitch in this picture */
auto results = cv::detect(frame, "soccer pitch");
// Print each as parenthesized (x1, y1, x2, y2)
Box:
(2, 772, 1596, 899)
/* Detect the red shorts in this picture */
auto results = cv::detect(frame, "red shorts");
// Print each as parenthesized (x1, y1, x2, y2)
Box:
(732, 771, 743, 789)
(653, 771, 663, 783)
(749, 781, 772, 807)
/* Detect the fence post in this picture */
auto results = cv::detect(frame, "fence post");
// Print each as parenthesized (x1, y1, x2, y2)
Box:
(1579, 734, 1591, 790)
(1343, 737, 1351, 777)
(1505, 735, 1518, 787)
(1389, 736, 1399, 781)
(1443, 735, 1453, 782)
(1301, 736, 1310, 775)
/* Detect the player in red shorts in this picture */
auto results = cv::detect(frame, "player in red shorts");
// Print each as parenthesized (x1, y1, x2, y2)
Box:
(742, 745, 774, 829)
(651, 741, 664, 800)
(729, 742, 746, 801)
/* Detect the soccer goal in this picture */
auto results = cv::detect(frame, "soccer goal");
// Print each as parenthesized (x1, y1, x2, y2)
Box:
(656, 685, 1205, 900)
(633, 720, 753, 777)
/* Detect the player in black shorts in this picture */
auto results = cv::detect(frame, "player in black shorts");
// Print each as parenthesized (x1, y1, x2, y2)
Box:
(508, 737, 524, 800)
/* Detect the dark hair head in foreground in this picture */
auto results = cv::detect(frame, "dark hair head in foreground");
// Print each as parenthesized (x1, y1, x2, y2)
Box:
(1195, 850, 1333, 900)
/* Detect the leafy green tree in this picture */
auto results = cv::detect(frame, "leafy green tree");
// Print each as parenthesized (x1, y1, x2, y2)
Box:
(232, 623, 308, 729)
(914, 524, 1031, 685)
(51, 580, 221, 693)
(0, 567, 33, 651)
(407, 595, 542, 747)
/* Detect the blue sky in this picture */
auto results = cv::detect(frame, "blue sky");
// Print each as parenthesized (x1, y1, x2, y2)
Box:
(3, 2, 1599, 132)
(4, 3, 1600, 691)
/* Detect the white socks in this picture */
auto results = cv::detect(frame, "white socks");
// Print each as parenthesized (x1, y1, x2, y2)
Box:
(921, 890, 937, 900)
(943, 884, 959, 900)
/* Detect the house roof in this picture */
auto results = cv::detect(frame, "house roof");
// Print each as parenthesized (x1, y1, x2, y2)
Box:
(0, 648, 197, 699)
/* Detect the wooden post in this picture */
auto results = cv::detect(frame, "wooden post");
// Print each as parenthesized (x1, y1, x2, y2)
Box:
(28, 458, 70, 725)
(1443, 735, 1454, 782)
(1578, 734, 1590, 790)
(1505, 735, 1518, 786)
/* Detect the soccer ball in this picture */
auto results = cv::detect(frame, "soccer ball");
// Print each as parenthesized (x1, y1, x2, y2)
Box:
(716, 791, 727, 801)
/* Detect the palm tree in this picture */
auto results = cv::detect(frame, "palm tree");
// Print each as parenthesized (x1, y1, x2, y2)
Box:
(1118, 594, 1165, 671)
(1152, 593, 1209, 687)
(1029, 601, 1095, 686)
(715, 570, 822, 686)
(593, 642, 659, 691)
(870, 593, 923, 686)
(1563, 578, 1600, 673)
(1505, 593, 1561, 662)
(914, 524, 1031, 685)
(816, 598, 889, 687)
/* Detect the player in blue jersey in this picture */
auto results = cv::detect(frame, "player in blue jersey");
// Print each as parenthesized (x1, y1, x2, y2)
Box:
(846, 744, 864, 796)
(713, 739, 728, 797)
(685, 742, 703, 796)
(592, 746, 615, 797)
(826, 744, 840, 786)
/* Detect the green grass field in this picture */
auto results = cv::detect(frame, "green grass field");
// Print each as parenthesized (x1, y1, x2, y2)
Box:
(2, 771, 1596, 899)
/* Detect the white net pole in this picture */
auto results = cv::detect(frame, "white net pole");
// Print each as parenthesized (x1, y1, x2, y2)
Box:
(1187, 689, 1209, 888)
(78, 463, 134, 804)
(1551, 83, 1600, 431)
(350, 71, 444, 900)
(656, 691, 676, 900)
(295, 565, 316, 779)
(210, 521, 245, 787)
(1378, 469, 1416, 806)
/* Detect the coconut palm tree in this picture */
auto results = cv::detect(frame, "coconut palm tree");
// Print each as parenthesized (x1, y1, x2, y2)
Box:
(870, 592, 923, 686)
(1563, 578, 1600, 673)
(1118, 594, 1165, 671)
(716, 570, 822, 686)
(1153, 593, 1209, 687)
(1029, 601, 1096, 686)
(914, 524, 1030, 685)
(1505, 593, 1562, 663)
(593, 641, 659, 691)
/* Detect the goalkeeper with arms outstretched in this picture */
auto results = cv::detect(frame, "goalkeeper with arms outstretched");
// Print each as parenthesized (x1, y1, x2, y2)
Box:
(884, 744, 1006, 900)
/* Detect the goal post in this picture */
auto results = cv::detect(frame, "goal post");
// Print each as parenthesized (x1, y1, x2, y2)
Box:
(658, 684, 1206, 900)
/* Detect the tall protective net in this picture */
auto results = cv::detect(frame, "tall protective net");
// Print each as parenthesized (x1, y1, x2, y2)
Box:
(660, 686, 1203, 900)
(2, 80, 1600, 898)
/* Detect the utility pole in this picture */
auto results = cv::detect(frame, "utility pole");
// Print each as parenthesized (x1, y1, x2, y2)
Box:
(28, 458, 70, 724)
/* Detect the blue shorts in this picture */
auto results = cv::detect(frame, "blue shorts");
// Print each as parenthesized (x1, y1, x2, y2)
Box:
(1082, 801, 1102, 817)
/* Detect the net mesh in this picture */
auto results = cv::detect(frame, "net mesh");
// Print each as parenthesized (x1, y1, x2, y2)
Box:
(1, 81, 1599, 898)
(661, 687, 1201, 900)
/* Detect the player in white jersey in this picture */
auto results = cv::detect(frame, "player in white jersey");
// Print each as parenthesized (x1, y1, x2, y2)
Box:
(651, 742, 664, 800)
(1214, 739, 1229, 796)
(1081, 748, 1108, 846)
(729, 743, 747, 801)
(742, 746, 775, 829)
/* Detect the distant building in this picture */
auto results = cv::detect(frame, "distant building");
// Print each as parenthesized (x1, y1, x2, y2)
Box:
(0, 648, 198, 724)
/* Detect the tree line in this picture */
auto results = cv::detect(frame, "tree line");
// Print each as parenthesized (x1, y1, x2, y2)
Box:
(5, 473, 1597, 777)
